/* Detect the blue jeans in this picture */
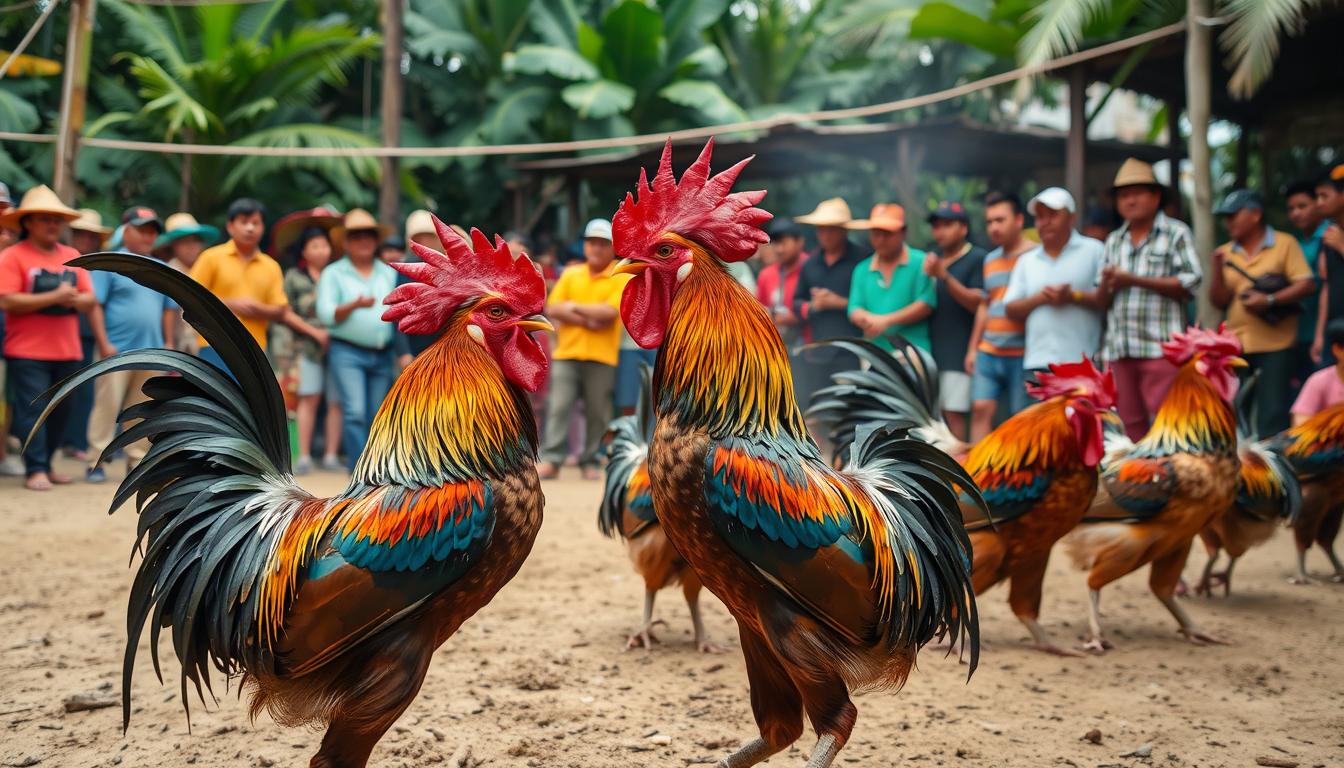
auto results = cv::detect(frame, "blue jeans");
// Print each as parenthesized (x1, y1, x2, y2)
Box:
(327, 340, 394, 471)
(971, 350, 1031, 415)
(7, 357, 82, 475)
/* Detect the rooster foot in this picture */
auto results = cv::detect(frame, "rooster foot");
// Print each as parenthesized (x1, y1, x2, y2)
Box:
(1330, 573, 1344, 584)
(1194, 572, 1228, 598)
(1178, 627, 1229, 646)
(1287, 574, 1315, 585)
(625, 619, 668, 651)
(696, 636, 728, 654)
(1032, 642, 1086, 658)
(1080, 635, 1112, 654)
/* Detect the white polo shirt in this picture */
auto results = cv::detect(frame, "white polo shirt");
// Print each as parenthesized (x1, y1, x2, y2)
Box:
(1003, 230, 1105, 370)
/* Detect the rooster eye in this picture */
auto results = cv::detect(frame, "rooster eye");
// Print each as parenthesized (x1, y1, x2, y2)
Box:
(656, 244, 674, 259)
(487, 305, 506, 319)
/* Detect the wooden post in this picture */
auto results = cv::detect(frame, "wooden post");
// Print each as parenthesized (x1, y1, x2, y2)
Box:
(378, 0, 404, 229)
(1187, 0, 1217, 325)
(1166, 101, 1183, 219)
(1065, 66, 1088, 209)
(53, 0, 96, 202)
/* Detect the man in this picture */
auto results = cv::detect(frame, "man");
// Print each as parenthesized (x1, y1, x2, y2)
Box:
(1311, 165, 1344, 364)
(538, 218, 629, 480)
(1292, 318, 1344, 425)
(378, 234, 406, 265)
(1095, 159, 1202, 441)
(1210, 189, 1315, 436)
(846, 204, 937, 353)
(60, 208, 114, 462)
(0, 185, 96, 491)
(189, 199, 290, 372)
(755, 220, 809, 346)
(85, 207, 178, 483)
(923, 200, 985, 439)
(1003, 187, 1104, 380)
(153, 212, 219, 357)
(966, 192, 1034, 440)
(1286, 179, 1324, 381)
(0, 181, 15, 477)
(792, 197, 864, 405)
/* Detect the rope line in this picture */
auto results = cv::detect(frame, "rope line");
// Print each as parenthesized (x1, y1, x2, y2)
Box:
(5, 21, 1186, 158)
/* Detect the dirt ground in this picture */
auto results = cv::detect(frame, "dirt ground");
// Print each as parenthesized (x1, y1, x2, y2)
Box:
(2, 459, 1341, 768)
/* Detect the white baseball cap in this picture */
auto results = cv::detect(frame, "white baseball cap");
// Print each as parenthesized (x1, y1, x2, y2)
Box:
(1028, 187, 1077, 215)
(583, 217, 613, 242)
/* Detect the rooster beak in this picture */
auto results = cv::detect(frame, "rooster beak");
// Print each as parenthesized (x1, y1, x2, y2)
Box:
(612, 258, 649, 276)
(515, 314, 554, 334)
(1228, 356, 1248, 368)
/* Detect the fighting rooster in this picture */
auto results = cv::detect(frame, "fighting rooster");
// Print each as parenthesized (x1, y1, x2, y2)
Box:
(1193, 376, 1301, 596)
(1068, 325, 1243, 652)
(612, 139, 981, 768)
(809, 337, 1118, 656)
(1270, 402, 1344, 583)
(29, 223, 551, 768)
(598, 365, 720, 652)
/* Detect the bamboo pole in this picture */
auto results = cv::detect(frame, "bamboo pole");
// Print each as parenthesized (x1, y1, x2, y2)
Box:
(53, 0, 95, 202)
(1187, 0, 1217, 325)
(378, 0, 404, 229)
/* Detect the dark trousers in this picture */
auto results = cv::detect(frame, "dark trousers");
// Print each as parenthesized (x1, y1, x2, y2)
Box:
(1243, 348, 1295, 437)
(540, 359, 616, 467)
(7, 357, 82, 475)
(61, 335, 95, 451)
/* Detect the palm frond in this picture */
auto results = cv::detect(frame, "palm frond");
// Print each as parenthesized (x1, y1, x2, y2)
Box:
(1220, 0, 1314, 99)
(102, 0, 191, 76)
(221, 123, 380, 199)
(124, 54, 219, 140)
(1014, 0, 1112, 99)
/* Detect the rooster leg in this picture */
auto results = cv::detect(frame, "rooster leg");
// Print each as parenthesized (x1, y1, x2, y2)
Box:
(626, 590, 667, 650)
(1081, 589, 1111, 654)
(1218, 555, 1240, 597)
(1194, 549, 1221, 597)
(1289, 549, 1315, 585)
(717, 627, 803, 768)
(1151, 546, 1228, 645)
(763, 609, 857, 768)
(684, 575, 726, 654)
(1008, 557, 1080, 657)
(1320, 509, 1344, 582)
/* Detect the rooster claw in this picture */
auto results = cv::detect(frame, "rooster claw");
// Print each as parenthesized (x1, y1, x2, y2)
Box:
(624, 619, 668, 651)
(1033, 643, 1087, 658)
(696, 638, 728, 654)
(1081, 636, 1111, 654)
(1179, 628, 1229, 646)
(1287, 575, 1315, 585)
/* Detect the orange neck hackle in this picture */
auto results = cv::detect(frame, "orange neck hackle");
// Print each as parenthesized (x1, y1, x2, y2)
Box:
(1135, 359, 1237, 457)
(656, 243, 809, 442)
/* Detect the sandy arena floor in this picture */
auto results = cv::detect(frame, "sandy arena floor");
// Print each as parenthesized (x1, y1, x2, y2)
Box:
(2, 459, 1341, 768)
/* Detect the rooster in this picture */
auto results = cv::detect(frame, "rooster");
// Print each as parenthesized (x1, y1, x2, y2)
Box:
(29, 222, 552, 768)
(1193, 375, 1301, 596)
(599, 364, 720, 652)
(1068, 325, 1244, 652)
(808, 336, 1118, 657)
(1270, 402, 1344, 583)
(611, 139, 980, 768)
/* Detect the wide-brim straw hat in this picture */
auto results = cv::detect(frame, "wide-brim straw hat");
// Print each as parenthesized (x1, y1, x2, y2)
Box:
(70, 208, 113, 236)
(153, 212, 221, 254)
(405, 208, 436, 241)
(271, 206, 342, 261)
(1112, 157, 1166, 192)
(846, 203, 906, 232)
(794, 197, 853, 227)
(0, 184, 80, 231)
(331, 208, 391, 255)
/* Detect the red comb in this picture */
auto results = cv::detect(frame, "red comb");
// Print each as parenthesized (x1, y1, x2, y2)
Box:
(382, 215, 545, 335)
(612, 138, 772, 263)
(1026, 358, 1117, 408)
(1161, 323, 1242, 366)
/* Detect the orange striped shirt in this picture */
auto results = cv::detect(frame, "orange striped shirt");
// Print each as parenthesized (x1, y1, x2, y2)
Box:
(978, 246, 1026, 356)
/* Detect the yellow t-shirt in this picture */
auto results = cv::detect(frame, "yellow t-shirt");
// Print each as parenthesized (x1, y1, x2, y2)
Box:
(189, 240, 287, 350)
(547, 262, 630, 366)
(1222, 229, 1313, 354)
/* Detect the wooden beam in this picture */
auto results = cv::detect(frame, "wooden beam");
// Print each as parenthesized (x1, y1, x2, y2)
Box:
(378, 0, 404, 229)
(53, 0, 96, 202)
(1065, 66, 1088, 208)
(1187, 0, 1217, 325)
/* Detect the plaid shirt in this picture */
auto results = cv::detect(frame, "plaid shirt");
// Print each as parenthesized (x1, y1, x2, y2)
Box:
(1100, 212, 1202, 360)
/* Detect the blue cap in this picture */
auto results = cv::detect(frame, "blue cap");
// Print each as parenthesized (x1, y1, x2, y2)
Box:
(1214, 189, 1264, 216)
(927, 200, 969, 223)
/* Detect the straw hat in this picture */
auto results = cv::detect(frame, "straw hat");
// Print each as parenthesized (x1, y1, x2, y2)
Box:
(846, 203, 906, 232)
(331, 208, 391, 255)
(0, 184, 80, 231)
(1112, 158, 1165, 191)
(70, 208, 113, 236)
(270, 206, 342, 260)
(794, 197, 853, 227)
(153, 212, 221, 254)
(405, 209, 436, 241)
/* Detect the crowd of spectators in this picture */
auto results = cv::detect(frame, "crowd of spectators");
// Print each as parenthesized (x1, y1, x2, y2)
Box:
(1, 157, 1343, 488)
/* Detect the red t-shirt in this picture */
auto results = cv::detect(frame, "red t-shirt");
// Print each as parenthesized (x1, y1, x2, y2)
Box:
(0, 240, 92, 361)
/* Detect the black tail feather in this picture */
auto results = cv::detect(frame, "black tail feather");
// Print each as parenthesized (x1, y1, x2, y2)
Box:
(599, 365, 654, 538)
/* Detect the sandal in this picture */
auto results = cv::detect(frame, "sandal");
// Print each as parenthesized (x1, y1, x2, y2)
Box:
(25, 473, 53, 491)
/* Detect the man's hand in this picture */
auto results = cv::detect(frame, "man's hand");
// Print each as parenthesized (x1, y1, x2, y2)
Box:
(1039, 285, 1068, 306)
(1102, 266, 1132, 291)
(52, 283, 81, 307)
(772, 306, 797, 327)
(1241, 289, 1270, 314)
(310, 327, 330, 351)
(354, 295, 376, 309)
(1324, 224, 1344, 254)
(1211, 245, 1229, 268)
(1311, 334, 1325, 364)
(226, 297, 262, 317)
(850, 308, 875, 335)
(964, 348, 977, 376)
(97, 340, 117, 359)
(397, 353, 414, 371)
(811, 287, 843, 310)
(923, 256, 947, 280)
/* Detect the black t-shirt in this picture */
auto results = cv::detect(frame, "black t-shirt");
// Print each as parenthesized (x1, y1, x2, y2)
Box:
(1325, 243, 1344, 322)
(792, 239, 864, 343)
(928, 244, 987, 372)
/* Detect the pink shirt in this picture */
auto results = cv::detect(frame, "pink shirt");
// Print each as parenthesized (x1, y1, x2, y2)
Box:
(1291, 367, 1344, 417)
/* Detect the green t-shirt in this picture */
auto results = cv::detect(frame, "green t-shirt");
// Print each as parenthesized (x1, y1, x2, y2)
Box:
(848, 248, 938, 353)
